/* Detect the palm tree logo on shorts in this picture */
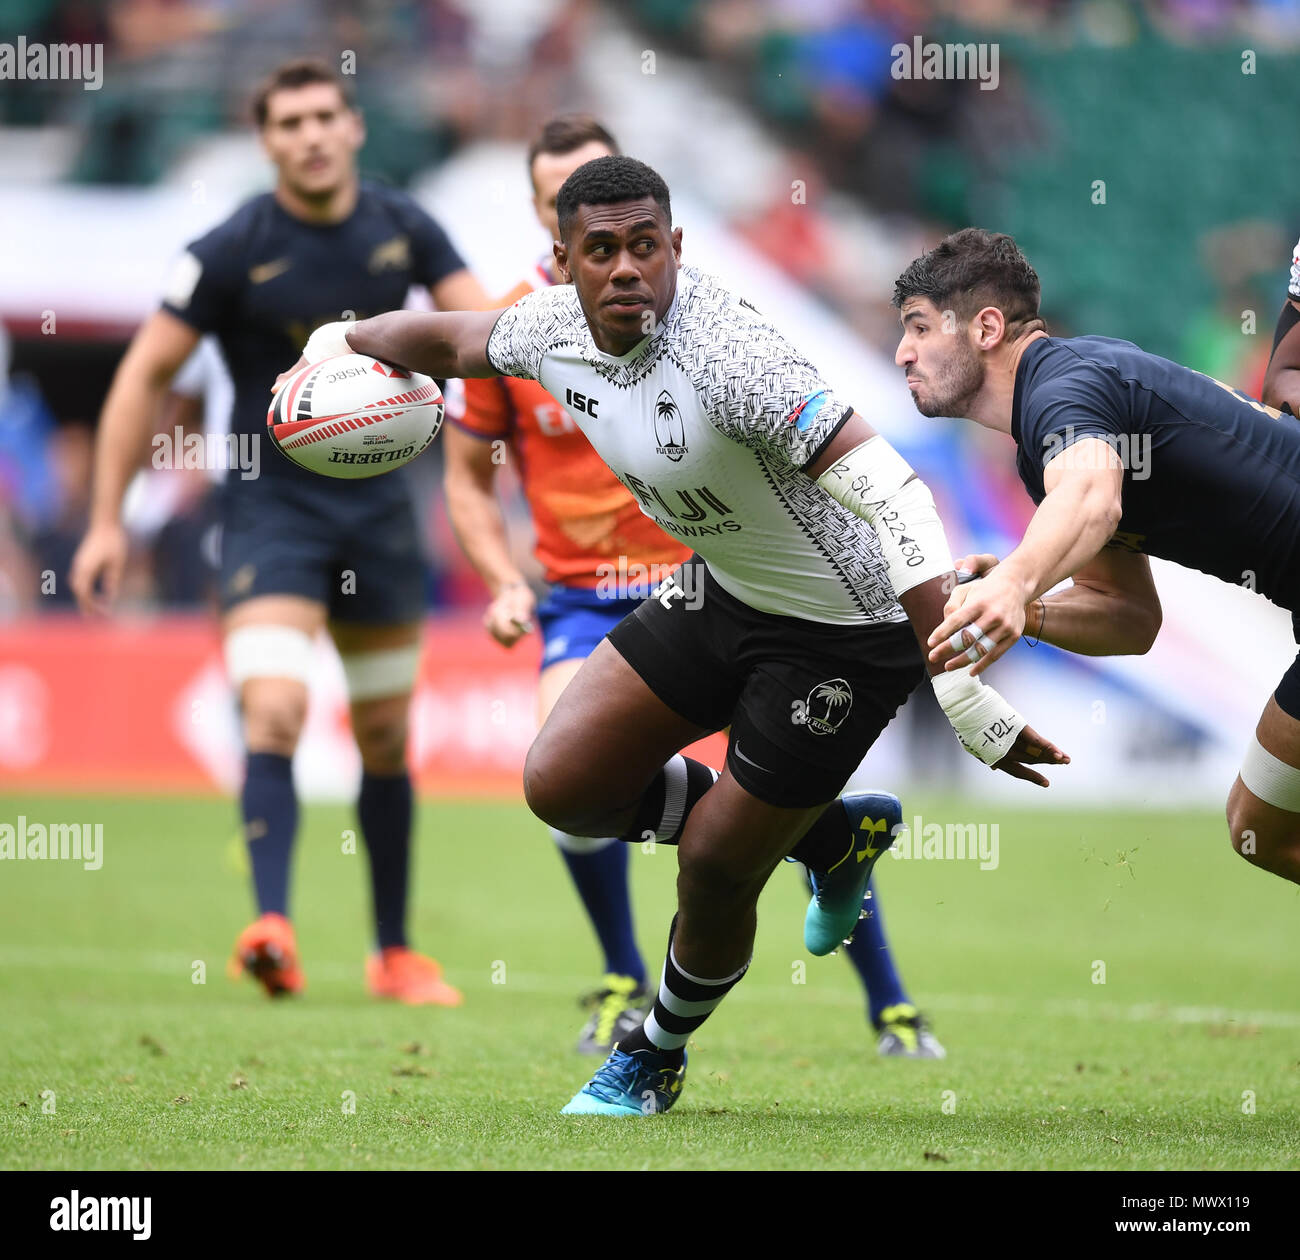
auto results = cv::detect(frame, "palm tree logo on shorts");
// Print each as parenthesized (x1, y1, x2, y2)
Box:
(805, 678, 853, 735)
(654, 389, 687, 461)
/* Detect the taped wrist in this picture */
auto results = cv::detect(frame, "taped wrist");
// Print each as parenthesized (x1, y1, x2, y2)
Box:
(302, 320, 355, 363)
(815, 436, 953, 597)
(931, 665, 1026, 766)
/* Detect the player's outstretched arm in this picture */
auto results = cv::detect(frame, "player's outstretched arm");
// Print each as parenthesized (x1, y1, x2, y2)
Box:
(295, 309, 506, 382)
(1262, 298, 1300, 415)
(806, 414, 1069, 786)
(70, 309, 200, 614)
(927, 437, 1124, 675)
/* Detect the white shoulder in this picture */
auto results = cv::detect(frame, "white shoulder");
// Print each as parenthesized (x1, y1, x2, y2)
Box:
(672, 267, 850, 465)
(486, 284, 583, 380)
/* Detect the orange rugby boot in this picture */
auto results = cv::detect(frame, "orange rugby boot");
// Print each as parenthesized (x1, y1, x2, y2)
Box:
(366, 946, 463, 1007)
(227, 912, 305, 997)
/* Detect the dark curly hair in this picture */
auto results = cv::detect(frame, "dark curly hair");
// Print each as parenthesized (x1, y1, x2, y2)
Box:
(555, 155, 671, 242)
(893, 228, 1046, 338)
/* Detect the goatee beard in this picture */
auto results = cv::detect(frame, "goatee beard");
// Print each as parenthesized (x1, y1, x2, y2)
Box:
(914, 353, 984, 418)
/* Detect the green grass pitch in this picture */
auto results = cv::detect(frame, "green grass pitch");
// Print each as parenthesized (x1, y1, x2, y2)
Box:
(2, 792, 1298, 1170)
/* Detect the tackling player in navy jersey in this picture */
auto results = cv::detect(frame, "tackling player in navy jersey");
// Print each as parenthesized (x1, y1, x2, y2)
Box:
(71, 59, 489, 1004)
(895, 227, 1300, 891)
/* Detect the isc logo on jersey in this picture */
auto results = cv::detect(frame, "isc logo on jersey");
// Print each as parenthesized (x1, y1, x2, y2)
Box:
(267, 354, 444, 479)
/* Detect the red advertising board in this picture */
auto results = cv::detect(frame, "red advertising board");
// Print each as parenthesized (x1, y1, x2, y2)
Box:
(0, 615, 725, 798)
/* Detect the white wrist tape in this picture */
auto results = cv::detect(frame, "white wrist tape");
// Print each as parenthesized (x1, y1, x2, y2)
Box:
(931, 665, 1026, 766)
(302, 320, 355, 363)
(815, 437, 953, 598)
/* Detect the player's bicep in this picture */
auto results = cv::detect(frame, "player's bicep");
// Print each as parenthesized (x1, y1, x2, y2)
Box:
(453, 309, 513, 378)
(1072, 544, 1159, 610)
(127, 310, 202, 387)
(1042, 437, 1124, 499)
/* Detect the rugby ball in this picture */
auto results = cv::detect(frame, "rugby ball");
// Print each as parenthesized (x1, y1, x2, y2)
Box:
(267, 354, 443, 479)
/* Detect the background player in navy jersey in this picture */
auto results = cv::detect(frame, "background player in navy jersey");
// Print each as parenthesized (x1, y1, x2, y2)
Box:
(445, 116, 944, 1058)
(70, 59, 488, 1004)
(895, 227, 1300, 891)
(276, 159, 1063, 1113)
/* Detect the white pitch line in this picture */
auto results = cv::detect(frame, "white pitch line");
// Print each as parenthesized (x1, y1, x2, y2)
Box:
(1, 944, 1298, 1029)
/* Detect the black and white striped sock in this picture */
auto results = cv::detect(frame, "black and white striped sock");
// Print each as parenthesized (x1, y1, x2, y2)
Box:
(619, 754, 719, 847)
(618, 919, 750, 1063)
(619, 756, 851, 873)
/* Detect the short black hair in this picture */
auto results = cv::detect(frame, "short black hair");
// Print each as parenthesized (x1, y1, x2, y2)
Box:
(527, 115, 620, 183)
(893, 228, 1045, 338)
(253, 58, 355, 128)
(555, 155, 671, 242)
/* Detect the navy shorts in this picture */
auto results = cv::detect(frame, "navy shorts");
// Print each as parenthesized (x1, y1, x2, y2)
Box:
(536, 584, 646, 671)
(218, 473, 425, 624)
(606, 558, 924, 808)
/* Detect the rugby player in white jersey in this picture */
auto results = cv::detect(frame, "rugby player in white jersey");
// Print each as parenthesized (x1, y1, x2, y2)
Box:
(276, 156, 1066, 1116)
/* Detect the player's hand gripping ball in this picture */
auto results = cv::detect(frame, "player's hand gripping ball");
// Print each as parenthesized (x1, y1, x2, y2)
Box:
(267, 354, 443, 479)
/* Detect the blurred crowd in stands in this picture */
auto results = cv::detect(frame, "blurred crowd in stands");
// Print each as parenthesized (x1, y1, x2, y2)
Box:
(2, 0, 590, 181)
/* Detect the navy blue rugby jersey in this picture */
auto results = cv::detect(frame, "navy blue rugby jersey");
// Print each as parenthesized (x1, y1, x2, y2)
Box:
(162, 181, 465, 496)
(1013, 335, 1300, 614)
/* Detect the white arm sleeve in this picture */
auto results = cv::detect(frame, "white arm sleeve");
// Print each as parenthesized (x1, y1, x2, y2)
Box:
(817, 436, 1028, 766)
(814, 436, 953, 598)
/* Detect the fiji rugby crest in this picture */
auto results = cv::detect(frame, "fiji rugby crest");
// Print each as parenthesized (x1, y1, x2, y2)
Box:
(654, 389, 687, 461)
(804, 678, 854, 735)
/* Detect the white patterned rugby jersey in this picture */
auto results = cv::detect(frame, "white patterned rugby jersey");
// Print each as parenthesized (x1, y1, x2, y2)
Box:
(1290, 236, 1300, 300)
(487, 265, 905, 625)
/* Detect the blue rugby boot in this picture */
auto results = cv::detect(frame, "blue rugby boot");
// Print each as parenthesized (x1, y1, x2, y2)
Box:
(561, 1045, 687, 1116)
(804, 791, 903, 957)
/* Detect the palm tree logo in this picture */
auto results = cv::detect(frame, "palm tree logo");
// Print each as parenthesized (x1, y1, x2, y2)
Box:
(806, 678, 853, 735)
(654, 389, 686, 461)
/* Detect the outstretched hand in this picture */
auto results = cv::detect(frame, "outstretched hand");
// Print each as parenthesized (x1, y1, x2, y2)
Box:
(992, 723, 1069, 788)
